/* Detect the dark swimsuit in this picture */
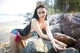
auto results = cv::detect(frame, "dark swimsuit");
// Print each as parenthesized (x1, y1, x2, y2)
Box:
(11, 28, 46, 42)
(11, 29, 38, 37)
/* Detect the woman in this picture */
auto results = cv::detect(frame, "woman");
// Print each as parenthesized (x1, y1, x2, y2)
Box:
(10, 5, 67, 53)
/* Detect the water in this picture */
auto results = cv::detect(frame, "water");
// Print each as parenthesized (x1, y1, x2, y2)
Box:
(0, 15, 26, 23)
(0, 15, 29, 43)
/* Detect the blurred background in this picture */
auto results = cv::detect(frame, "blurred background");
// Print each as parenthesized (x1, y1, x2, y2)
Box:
(0, 0, 80, 22)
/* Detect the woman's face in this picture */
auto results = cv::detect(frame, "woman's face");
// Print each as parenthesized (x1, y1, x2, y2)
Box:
(37, 8, 47, 20)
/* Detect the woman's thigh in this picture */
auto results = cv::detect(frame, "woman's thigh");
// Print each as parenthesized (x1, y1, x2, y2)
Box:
(9, 33, 20, 53)
(20, 33, 32, 40)
(10, 33, 16, 44)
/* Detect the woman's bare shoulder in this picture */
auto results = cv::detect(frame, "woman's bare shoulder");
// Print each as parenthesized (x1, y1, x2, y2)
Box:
(31, 18, 38, 25)
(44, 21, 49, 26)
(32, 18, 37, 22)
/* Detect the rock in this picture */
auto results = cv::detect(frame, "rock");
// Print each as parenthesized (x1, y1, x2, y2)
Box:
(59, 13, 80, 39)
(20, 36, 56, 53)
(48, 14, 61, 35)
(20, 36, 80, 53)
(0, 41, 13, 53)
(58, 47, 79, 53)
(0, 48, 5, 53)
(74, 38, 80, 49)
(50, 24, 61, 35)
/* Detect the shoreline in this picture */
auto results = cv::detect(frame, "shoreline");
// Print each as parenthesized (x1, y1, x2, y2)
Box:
(0, 21, 27, 53)
(0, 21, 28, 43)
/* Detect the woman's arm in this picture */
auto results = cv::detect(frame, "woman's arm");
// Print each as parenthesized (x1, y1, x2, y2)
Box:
(31, 19, 66, 51)
(31, 18, 49, 39)
(44, 21, 56, 44)
(45, 21, 67, 50)
(31, 19, 55, 44)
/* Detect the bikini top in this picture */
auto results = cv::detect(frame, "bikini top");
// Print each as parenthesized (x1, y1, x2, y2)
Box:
(31, 28, 46, 37)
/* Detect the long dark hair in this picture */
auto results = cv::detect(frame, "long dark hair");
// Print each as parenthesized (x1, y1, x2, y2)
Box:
(21, 5, 47, 36)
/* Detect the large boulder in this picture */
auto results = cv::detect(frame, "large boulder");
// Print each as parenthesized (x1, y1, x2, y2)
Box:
(74, 38, 80, 49)
(48, 13, 80, 39)
(20, 36, 56, 53)
(48, 14, 61, 35)
(20, 36, 80, 53)
(58, 47, 79, 53)
(59, 13, 80, 39)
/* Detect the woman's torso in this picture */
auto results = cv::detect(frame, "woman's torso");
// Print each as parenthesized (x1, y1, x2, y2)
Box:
(20, 20, 46, 40)
(30, 20, 46, 32)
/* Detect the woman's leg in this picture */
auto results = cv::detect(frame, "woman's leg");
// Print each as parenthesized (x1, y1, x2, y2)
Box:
(10, 33, 20, 53)
(19, 33, 32, 48)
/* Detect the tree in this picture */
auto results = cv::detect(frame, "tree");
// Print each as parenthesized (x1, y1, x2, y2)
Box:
(44, 0, 54, 14)
(54, 0, 80, 13)
(24, 12, 32, 21)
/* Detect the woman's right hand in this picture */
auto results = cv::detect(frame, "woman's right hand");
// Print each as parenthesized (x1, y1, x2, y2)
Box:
(52, 43, 66, 51)
(53, 43, 66, 51)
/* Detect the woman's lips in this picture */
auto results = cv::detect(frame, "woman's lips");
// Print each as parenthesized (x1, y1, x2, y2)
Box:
(41, 16, 45, 18)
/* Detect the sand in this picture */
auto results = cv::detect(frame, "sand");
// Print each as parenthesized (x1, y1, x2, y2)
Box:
(0, 21, 28, 53)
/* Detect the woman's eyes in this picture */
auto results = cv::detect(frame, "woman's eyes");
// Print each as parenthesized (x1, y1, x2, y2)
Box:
(38, 11, 45, 14)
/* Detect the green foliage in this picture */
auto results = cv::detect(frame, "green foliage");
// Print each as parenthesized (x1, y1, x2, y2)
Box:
(54, 0, 80, 13)
(44, 0, 55, 14)
(48, 8, 54, 14)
